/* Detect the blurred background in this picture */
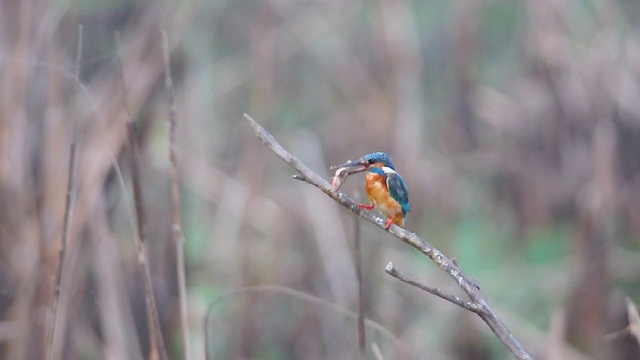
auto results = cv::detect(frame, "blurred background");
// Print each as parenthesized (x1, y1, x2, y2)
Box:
(1, 0, 640, 359)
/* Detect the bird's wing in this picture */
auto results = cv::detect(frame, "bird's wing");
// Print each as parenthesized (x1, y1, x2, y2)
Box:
(386, 172, 410, 215)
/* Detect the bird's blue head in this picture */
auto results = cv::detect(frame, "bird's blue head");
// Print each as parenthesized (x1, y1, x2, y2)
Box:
(361, 152, 395, 169)
(332, 152, 395, 174)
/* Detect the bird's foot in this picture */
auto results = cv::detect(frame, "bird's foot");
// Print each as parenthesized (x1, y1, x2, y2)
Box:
(357, 203, 374, 210)
(384, 216, 395, 229)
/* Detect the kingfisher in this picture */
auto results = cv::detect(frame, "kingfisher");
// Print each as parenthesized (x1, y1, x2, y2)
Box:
(334, 152, 410, 229)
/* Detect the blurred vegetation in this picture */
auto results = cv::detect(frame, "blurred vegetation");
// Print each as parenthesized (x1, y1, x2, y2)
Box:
(1, 0, 640, 359)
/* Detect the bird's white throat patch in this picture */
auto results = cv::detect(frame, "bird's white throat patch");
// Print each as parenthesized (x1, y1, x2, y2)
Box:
(381, 166, 397, 175)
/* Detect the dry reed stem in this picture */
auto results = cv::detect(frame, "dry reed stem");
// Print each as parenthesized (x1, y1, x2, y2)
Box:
(161, 28, 191, 360)
(354, 217, 366, 360)
(116, 33, 168, 360)
(45, 24, 83, 360)
(243, 113, 533, 360)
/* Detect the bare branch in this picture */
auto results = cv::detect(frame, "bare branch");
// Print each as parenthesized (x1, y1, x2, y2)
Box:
(243, 113, 533, 360)
(161, 28, 191, 360)
(46, 24, 83, 360)
(385, 262, 480, 313)
(116, 33, 168, 360)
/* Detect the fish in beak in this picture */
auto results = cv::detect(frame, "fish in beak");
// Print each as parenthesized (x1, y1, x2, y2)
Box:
(329, 158, 370, 191)
(329, 158, 370, 174)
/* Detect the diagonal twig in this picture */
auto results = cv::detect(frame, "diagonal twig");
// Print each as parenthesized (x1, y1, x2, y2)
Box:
(385, 262, 481, 313)
(604, 297, 640, 345)
(46, 24, 83, 360)
(161, 28, 191, 360)
(628, 298, 640, 346)
(371, 342, 385, 360)
(243, 113, 533, 360)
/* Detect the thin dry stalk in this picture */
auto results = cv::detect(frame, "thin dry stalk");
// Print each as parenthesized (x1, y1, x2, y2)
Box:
(354, 217, 365, 360)
(161, 28, 191, 360)
(45, 24, 83, 360)
(115, 33, 168, 360)
(243, 113, 533, 360)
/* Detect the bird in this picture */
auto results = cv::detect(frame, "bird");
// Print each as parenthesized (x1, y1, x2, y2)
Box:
(333, 152, 410, 229)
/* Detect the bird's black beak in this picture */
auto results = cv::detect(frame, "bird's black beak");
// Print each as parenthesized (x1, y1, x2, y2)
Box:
(330, 158, 369, 174)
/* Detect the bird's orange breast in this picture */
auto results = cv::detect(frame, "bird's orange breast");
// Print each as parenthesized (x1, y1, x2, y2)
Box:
(365, 172, 404, 225)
